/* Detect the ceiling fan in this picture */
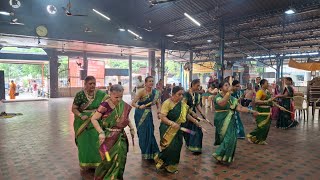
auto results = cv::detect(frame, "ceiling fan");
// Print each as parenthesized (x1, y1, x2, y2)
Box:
(84, 27, 92, 33)
(137, 20, 153, 32)
(62, 0, 87, 16)
(0, 11, 24, 25)
(149, 0, 177, 8)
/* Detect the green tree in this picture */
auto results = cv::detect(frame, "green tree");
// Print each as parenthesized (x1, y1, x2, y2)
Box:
(165, 60, 180, 77)
(106, 60, 147, 73)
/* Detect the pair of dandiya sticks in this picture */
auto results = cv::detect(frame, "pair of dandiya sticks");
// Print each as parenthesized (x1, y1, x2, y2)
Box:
(145, 101, 198, 134)
(100, 127, 196, 162)
(99, 101, 197, 162)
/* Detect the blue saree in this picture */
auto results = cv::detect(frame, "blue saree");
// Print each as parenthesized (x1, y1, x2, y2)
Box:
(134, 89, 160, 159)
(182, 91, 203, 153)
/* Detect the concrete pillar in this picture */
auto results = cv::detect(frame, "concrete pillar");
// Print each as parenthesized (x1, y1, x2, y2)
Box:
(129, 55, 133, 92)
(160, 40, 165, 87)
(189, 51, 193, 85)
(83, 51, 88, 77)
(45, 49, 59, 98)
(219, 20, 225, 81)
(148, 50, 156, 77)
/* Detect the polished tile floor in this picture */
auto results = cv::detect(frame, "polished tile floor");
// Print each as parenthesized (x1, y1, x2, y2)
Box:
(0, 98, 319, 180)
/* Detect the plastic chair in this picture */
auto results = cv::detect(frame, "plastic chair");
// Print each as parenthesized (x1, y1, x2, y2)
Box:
(293, 96, 309, 121)
(313, 98, 320, 121)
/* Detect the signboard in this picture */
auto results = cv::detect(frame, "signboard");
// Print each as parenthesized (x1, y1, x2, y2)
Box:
(105, 69, 129, 76)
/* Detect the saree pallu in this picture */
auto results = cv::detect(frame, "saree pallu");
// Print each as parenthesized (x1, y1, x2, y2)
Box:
(231, 91, 245, 138)
(212, 94, 238, 164)
(73, 90, 107, 169)
(155, 100, 188, 173)
(94, 100, 132, 180)
(277, 86, 299, 129)
(247, 106, 271, 144)
(134, 89, 160, 159)
(182, 92, 202, 152)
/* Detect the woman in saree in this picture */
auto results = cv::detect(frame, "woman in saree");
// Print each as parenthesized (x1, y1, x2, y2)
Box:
(132, 76, 161, 160)
(276, 77, 299, 129)
(271, 84, 281, 120)
(231, 80, 246, 139)
(155, 86, 203, 173)
(183, 79, 207, 154)
(71, 76, 108, 172)
(247, 79, 276, 145)
(91, 84, 135, 180)
(213, 81, 258, 164)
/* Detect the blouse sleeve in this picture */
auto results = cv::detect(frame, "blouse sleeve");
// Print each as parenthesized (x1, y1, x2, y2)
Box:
(73, 92, 83, 107)
(97, 102, 109, 114)
(215, 96, 223, 104)
(161, 100, 172, 116)
(256, 90, 264, 100)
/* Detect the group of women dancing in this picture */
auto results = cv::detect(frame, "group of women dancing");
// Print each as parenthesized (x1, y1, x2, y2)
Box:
(72, 75, 300, 179)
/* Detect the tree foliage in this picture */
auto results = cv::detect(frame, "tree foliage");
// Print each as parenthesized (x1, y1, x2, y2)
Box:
(0, 63, 48, 80)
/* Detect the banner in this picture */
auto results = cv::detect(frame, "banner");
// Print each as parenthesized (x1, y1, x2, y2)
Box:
(88, 60, 105, 86)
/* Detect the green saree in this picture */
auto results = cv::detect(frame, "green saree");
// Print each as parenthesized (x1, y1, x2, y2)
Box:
(94, 99, 132, 180)
(154, 99, 188, 173)
(212, 93, 238, 164)
(73, 90, 107, 169)
(247, 89, 272, 144)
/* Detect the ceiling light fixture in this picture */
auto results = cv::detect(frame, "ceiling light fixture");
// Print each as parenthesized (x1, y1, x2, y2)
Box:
(285, 8, 296, 15)
(93, 9, 110, 20)
(184, 12, 201, 26)
(119, 28, 125, 32)
(166, 34, 174, 37)
(47, 5, 57, 14)
(128, 29, 142, 39)
(0, 11, 10, 16)
(207, 39, 212, 43)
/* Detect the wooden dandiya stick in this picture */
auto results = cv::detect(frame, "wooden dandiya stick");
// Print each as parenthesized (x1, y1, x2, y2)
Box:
(199, 114, 214, 127)
(201, 127, 207, 133)
(272, 101, 295, 115)
(145, 102, 152, 107)
(258, 112, 271, 116)
(203, 118, 214, 127)
(180, 127, 196, 135)
(101, 143, 111, 162)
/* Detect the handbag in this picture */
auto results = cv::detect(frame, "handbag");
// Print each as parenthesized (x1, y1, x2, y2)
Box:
(14, 92, 19, 96)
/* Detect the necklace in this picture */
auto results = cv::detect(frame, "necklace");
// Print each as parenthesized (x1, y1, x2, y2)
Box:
(85, 90, 95, 100)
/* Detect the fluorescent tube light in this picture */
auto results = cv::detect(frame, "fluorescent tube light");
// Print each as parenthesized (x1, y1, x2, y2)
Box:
(0, 11, 10, 16)
(128, 29, 142, 39)
(184, 12, 201, 26)
(285, 8, 296, 15)
(93, 9, 110, 20)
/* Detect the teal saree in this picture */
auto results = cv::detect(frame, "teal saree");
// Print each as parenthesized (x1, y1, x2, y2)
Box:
(182, 91, 203, 152)
(134, 89, 160, 159)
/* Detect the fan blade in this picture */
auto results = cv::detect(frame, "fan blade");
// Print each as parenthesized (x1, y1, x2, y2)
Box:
(70, 14, 88, 16)
(10, 22, 24, 25)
